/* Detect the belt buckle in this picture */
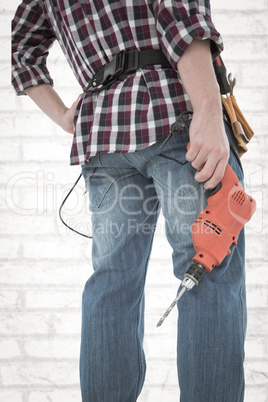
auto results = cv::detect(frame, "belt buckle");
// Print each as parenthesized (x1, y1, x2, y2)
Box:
(84, 49, 139, 92)
(113, 50, 127, 77)
(101, 50, 126, 85)
(124, 50, 139, 75)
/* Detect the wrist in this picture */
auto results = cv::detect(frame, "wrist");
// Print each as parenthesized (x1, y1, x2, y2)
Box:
(192, 93, 222, 116)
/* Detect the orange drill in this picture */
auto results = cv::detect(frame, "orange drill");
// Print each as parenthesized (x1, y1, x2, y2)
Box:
(157, 162, 256, 327)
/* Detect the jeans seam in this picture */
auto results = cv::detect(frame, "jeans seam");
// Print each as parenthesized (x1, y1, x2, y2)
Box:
(135, 211, 158, 400)
(136, 294, 145, 399)
(239, 281, 246, 402)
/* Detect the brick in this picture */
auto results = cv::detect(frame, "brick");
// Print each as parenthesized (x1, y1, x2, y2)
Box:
(28, 390, 81, 402)
(139, 387, 179, 402)
(0, 114, 58, 138)
(1, 38, 11, 63)
(22, 140, 71, 163)
(213, 0, 267, 10)
(47, 61, 78, 88)
(146, 261, 179, 287)
(245, 361, 268, 385)
(0, 183, 20, 210)
(246, 286, 268, 308)
(233, 88, 267, 112)
(46, 41, 69, 63)
(0, 139, 20, 161)
(0, 391, 23, 402)
(3, 167, 86, 218)
(23, 237, 90, 260)
(2, 0, 22, 13)
(0, 90, 19, 111)
(243, 112, 268, 133)
(0, 213, 56, 235)
(0, 16, 12, 37)
(0, 262, 90, 286)
(25, 338, 80, 359)
(246, 262, 268, 286)
(0, 339, 21, 358)
(221, 38, 268, 61)
(144, 334, 177, 359)
(245, 337, 267, 359)
(0, 290, 20, 309)
(247, 310, 268, 336)
(146, 310, 177, 337)
(0, 62, 11, 88)
(213, 12, 268, 37)
(14, 93, 44, 112)
(33, 178, 87, 220)
(0, 238, 21, 259)
(1, 361, 79, 386)
(243, 63, 268, 86)
(0, 165, 82, 186)
(25, 289, 81, 309)
(145, 358, 177, 386)
(53, 313, 81, 335)
(0, 313, 51, 335)
(244, 386, 268, 402)
(146, 286, 179, 311)
(244, 233, 267, 261)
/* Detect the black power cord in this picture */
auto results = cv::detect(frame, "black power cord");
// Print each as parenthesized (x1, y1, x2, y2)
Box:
(59, 173, 92, 239)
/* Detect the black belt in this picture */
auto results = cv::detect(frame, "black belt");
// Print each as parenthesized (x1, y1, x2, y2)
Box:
(84, 49, 172, 92)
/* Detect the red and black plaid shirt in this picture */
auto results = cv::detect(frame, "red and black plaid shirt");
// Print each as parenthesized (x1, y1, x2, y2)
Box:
(12, 0, 223, 165)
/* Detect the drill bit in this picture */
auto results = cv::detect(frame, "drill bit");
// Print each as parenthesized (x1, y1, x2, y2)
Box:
(156, 264, 206, 327)
(156, 286, 187, 327)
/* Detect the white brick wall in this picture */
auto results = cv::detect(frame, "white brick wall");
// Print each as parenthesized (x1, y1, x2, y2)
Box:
(1, 0, 267, 401)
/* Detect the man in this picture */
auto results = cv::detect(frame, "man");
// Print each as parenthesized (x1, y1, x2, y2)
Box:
(12, 1, 245, 401)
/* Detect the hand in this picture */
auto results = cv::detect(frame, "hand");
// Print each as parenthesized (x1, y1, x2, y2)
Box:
(176, 40, 230, 189)
(60, 95, 82, 134)
(25, 85, 82, 135)
(186, 111, 229, 189)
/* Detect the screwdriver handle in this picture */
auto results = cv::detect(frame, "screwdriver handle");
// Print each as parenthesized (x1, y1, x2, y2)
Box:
(213, 55, 232, 95)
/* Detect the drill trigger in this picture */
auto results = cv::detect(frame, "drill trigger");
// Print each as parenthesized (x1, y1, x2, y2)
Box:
(209, 181, 222, 196)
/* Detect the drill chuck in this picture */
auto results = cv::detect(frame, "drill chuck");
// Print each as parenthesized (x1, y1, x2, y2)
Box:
(183, 264, 206, 287)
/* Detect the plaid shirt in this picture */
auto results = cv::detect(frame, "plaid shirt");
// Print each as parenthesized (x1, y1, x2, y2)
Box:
(12, 0, 223, 165)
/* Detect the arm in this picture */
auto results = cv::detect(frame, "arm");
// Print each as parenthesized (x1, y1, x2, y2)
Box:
(25, 84, 80, 134)
(153, 0, 226, 188)
(177, 39, 229, 189)
(12, 1, 80, 134)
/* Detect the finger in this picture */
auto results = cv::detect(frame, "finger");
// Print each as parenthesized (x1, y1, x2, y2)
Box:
(203, 158, 228, 189)
(194, 161, 216, 184)
(185, 142, 200, 162)
(194, 150, 223, 182)
(190, 147, 210, 171)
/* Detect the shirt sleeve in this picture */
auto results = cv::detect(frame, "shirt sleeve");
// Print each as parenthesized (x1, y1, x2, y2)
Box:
(153, 0, 224, 70)
(11, 0, 56, 95)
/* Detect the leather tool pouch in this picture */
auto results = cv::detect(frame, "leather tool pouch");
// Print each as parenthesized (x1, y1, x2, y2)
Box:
(213, 56, 254, 158)
(221, 94, 254, 158)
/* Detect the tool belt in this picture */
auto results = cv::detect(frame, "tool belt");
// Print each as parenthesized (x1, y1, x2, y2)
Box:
(213, 55, 254, 158)
(84, 49, 171, 92)
(221, 93, 254, 158)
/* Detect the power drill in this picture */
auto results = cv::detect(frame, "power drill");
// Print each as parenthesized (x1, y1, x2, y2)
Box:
(157, 133, 256, 327)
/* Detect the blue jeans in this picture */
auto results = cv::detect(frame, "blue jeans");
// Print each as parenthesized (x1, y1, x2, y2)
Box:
(80, 121, 246, 402)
